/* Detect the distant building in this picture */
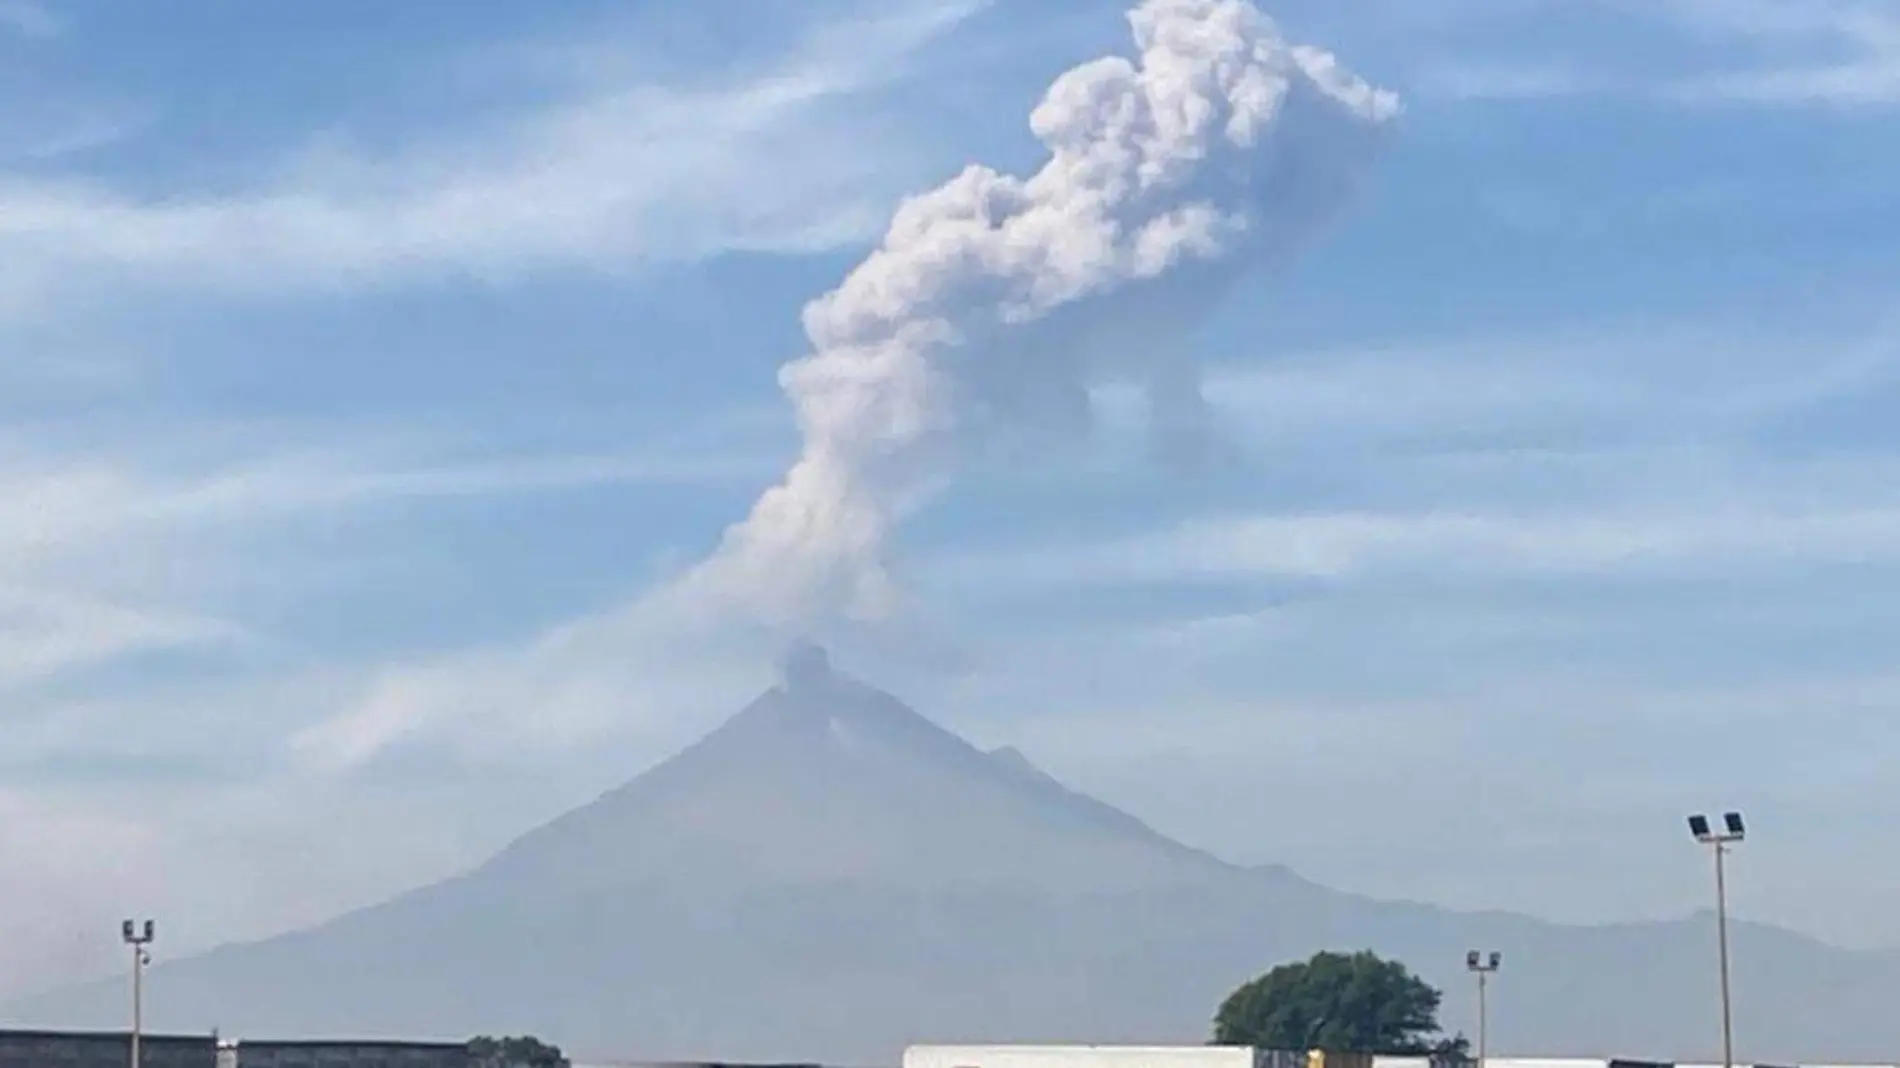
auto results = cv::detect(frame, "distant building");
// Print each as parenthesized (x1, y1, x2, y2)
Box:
(0, 1027, 217, 1068)
(231, 1039, 466, 1067)
(902, 1050, 1805, 1068)
(905, 1047, 1367, 1068)
(231, 1039, 468, 1068)
(596, 1063, 826, 1068)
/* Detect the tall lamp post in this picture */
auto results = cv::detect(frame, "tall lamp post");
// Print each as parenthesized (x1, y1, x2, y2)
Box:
(1688, 812, 1744, 1068)
(1465, 950, 1500, 1068)
(121, 919, 154, 1068)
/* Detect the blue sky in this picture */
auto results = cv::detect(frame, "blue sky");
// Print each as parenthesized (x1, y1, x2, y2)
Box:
(2, 0, 1899, 995)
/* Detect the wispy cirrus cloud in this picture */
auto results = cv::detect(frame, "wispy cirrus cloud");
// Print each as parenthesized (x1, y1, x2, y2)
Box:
(0, 0, 984, 322)
(0, 421, 776, 693)
(0, 101, 147, 163)
(1657, 0, 1900, 104)
(942, 500, 1900, 595)
(1415, 0, 1900, 106)
(275, 312, 1900, 773)
(0, 588, 244, 692)
(929, 314, 1900, 598)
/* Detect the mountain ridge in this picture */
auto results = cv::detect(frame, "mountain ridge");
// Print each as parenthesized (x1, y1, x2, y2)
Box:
(9, 651, 1900, 1064)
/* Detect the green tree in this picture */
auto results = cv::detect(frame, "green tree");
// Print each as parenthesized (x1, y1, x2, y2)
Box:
(467, 1034, 570, 1068)
(1213, 950, 1467, 1054)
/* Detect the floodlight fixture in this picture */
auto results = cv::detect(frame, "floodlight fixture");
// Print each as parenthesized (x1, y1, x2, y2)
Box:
(1690, 811, 1745, 845)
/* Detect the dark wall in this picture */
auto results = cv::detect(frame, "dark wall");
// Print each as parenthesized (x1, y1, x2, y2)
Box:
(0, 1029, 217, 1068)
(234, 1041, 468, 1068)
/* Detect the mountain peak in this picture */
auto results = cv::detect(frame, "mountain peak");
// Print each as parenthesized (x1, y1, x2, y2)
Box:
(745, 642, 937, 742)
(778, 639, 835, 692)
(467, 651, 1236, 899)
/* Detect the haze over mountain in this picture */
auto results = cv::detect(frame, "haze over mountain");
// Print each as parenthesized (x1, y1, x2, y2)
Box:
(9, 649, 1900, 1064)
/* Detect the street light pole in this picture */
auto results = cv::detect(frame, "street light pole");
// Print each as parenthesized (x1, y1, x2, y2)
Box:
(1465, 950, 1500, 1068)
(1688, 812, 1744, 1068)
(121, 919, 154, 1068)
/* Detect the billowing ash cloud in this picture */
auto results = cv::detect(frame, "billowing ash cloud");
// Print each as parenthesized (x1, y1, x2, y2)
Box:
(683, 0, 1400, 626)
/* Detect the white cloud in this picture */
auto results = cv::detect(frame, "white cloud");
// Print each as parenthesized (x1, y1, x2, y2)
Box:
(1426, 0, 1900, 106)
(0, 441, 752, 569)
(0, 424, 772, 694)
(0, 588, 244, 691)
(1044, 318, 1892, 513)
(963, 504, 1900, 590)
(926, 314, 1900, 595)
(0, 0, 984, 321)
(1417, 64, 1613, 102)
(285, 600, 774, 775)
(0, 103, 146, 164)
(281, 315, 1900, 775)
(1659, 0, 1900, 104)
(1674, 54, 1900, 106)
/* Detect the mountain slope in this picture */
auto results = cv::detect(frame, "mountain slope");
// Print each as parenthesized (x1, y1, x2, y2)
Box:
(10, 651, 1900, 1064)
(471, 643, 1236, 896)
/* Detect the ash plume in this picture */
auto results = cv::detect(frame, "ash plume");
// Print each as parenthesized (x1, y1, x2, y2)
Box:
(683, 0, 1399, 626)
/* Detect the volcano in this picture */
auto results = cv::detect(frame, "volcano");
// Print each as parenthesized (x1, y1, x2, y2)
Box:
(9, 651, 1900, 1064)
(471, 642, 1238, 898)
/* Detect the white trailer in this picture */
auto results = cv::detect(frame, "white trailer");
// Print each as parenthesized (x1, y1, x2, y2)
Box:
(907, 1046, 1275, 1068)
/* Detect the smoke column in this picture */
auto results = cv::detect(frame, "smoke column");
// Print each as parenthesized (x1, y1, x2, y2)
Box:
(682, 0, 1399, 627)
